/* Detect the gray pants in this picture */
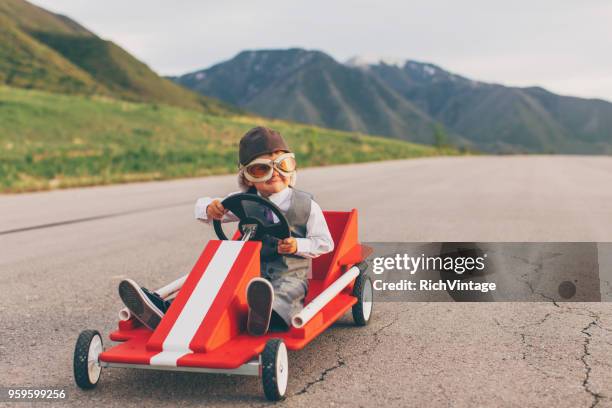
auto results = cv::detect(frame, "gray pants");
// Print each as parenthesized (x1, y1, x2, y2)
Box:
(262, 256, 310, 326)
(270, 276, 308, 326)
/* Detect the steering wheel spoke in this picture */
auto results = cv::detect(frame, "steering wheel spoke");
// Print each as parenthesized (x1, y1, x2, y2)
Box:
(213, 193, 290, 241)
(264, 223, 290, 238)
(224, 202, 246, 220)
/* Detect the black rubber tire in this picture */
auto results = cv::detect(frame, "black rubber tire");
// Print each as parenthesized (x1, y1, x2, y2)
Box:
(74, 329, 102, 389)
(261, 338, 288, 401)
(352, 273, 373, 326)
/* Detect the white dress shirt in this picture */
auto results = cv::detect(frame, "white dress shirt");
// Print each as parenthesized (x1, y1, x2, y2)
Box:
(194, 187, 334, 258)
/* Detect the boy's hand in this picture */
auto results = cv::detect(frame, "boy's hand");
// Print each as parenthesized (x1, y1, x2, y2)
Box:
(278, 237, 297, 254)
(206, 199, 227, 220)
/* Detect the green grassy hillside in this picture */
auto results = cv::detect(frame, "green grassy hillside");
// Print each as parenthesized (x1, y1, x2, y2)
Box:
(0, 86, 458, 192)
(0, 0, 93, 35)
(0, 0, 234, 115)
(29, 31, 230, 115)
(0, 14, 103, 94)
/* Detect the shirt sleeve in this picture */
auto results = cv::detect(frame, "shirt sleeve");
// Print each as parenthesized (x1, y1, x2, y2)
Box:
(295, 199, 335, 258)
(194, 191, 242, 224)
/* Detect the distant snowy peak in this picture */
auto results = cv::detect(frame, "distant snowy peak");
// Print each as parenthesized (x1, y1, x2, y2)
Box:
(344, 55, 406, 68)
(404, 60, 442, 75)
(343, 56, 370, 68)
(346, 56, 445, 74)
(402, 61, 480, 86)
(346, 56, 473, 85)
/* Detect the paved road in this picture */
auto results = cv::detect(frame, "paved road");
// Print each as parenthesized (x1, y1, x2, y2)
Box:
(1, 156, 612, 407)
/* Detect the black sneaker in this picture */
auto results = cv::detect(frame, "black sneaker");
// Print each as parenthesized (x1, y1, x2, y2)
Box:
(268, 311, 289, 332)
(246, 278, 274, 336)
(141, 287, 171, 313)
(118, 279, 164, 330)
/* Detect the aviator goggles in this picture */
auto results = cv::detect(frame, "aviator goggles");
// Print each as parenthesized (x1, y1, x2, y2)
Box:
(241, 152, 297, 182)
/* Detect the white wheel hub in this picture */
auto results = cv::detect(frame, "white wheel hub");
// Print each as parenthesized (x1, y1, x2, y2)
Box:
(87, 334, 103, 384)
(276, 342, 288, 396)
(362, 278, 373, 321)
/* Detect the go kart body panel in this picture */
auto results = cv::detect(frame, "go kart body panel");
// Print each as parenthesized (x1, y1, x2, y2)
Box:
(99, 209, 366, 370)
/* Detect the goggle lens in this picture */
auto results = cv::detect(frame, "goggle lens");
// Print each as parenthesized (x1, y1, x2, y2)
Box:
(277, 156, 296, 172)
(246, 163, 272, 178)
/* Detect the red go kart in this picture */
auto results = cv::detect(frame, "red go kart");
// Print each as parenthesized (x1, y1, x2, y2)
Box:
(73, 193, 373, 401)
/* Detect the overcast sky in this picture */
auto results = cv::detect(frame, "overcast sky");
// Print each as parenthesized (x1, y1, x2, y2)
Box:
(30, 0, 612, 101)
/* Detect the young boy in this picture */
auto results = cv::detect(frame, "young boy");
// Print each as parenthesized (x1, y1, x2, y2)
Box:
(118, 126, 334, 335)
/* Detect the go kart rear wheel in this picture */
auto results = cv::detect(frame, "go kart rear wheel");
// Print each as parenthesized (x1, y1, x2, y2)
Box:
(261, 338, 288, 401)
(352, 273, 373, 326)
(74, 329, 103, 389)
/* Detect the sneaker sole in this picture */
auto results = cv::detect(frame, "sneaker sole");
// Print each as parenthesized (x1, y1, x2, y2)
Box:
(246, 279, 274, 336)
(119, 280, 163, 330)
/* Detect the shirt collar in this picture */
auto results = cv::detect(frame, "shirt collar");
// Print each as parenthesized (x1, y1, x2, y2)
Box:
(257, 186, 292, 205)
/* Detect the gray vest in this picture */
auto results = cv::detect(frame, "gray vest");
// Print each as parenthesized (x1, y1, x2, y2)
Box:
(247, 187, 312, 282)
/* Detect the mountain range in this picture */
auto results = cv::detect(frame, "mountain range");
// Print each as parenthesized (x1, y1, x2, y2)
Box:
(173, 49, 612, 153)
(0, 0, 232, 115)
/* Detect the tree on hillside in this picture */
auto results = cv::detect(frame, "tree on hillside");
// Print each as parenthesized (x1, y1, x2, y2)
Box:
(433, 124, 449, 150)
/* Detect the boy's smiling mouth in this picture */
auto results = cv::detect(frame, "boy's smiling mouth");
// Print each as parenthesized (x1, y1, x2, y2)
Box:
(256, 172, 289, 196)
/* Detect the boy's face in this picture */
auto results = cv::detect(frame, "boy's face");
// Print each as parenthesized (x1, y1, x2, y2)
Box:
(249, 150, 291, 197)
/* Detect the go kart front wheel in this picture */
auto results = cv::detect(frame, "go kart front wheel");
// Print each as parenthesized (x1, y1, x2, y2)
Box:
(73, 329, 103, 389)
(261, 338, 289, 401)
(352, 273, 373, 326)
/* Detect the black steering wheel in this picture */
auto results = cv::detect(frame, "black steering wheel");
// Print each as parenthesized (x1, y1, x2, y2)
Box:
(213, 193, 290, 241)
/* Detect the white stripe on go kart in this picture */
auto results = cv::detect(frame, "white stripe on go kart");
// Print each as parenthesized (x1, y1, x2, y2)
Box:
(150, 240, 245, 367)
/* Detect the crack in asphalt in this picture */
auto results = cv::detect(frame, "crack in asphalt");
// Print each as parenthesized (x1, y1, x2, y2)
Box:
(295, 358, 346, 395)
(579, 312, 603, 408)
(359, 305, 419, 360)
(554, 305, 609, 407)
(293, 330, 348, 397)
(292, 306, 414, 398)
(519, 332, 527, 360)
(510, 254, 563, 307)
(496, 311, 568, 379)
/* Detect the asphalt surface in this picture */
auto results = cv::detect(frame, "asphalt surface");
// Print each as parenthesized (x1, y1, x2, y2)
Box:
(1, 156, 612, 407)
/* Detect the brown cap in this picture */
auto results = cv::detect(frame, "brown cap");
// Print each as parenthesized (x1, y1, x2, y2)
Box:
(238, 127, 291, 165)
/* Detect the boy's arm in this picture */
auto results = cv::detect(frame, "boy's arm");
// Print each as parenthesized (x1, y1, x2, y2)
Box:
(294, 200, 335, 258)
(194, 192, 241, 224)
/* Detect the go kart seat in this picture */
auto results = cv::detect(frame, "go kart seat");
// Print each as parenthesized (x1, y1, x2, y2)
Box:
(306, 209, 359, 304)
